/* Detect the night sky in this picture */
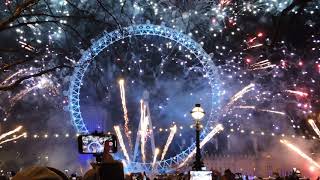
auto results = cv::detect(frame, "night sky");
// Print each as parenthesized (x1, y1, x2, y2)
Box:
(0, 0, 319, 173)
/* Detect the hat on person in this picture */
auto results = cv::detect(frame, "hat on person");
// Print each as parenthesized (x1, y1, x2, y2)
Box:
(12, 166, 64, 180)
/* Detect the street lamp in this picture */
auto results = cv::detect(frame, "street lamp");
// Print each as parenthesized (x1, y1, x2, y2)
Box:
(191, 104, 205, 170)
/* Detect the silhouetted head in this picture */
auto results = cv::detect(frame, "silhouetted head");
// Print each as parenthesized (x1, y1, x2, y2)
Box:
(12, 166, 68, 180)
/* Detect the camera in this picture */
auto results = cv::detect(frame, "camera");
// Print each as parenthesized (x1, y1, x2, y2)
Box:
(78, 132, 117, 154)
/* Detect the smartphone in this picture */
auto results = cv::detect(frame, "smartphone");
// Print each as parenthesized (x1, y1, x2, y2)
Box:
(78, 134, 117, 154)
(190, 171, 212, 180)
(130, 173, 143, 180)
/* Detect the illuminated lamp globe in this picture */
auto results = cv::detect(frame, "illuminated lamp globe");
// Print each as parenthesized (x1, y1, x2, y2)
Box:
(191, 104, 205, 120)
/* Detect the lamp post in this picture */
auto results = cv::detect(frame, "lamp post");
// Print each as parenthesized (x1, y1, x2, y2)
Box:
(191, 104, 205, 171)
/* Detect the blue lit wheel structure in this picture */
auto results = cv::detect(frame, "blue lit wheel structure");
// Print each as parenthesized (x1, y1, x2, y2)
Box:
(67, 24, 221, 173)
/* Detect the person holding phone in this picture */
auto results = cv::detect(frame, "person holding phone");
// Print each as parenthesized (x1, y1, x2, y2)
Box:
(83, 139, 124, 180)
(78, 133, 117, 154)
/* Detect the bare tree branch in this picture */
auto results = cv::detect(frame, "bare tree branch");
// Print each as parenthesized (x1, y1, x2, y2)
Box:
(19, 13, 102, 22)
(0, 20, 59, 31)
(96, 0, 122, 30)
(0, 65, 73, 91)
(0, 0, 39, 31)
(0, 58, 33, 72)
(0, 48, 27, 52)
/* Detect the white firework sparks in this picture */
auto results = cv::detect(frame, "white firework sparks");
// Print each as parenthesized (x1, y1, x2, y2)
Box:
(0, 126, 23, 140)
(308, 119, 320, 138)
(0, 132, 27, 145)
(152, 148, 160, 168)
(114, 125, 131, 162)
(160, 125, 177, 161)
(179, 124, 224, 168)
(224, 84, 255, 113)
(118, 79, 132, 149)
(280, 139, 320, 169)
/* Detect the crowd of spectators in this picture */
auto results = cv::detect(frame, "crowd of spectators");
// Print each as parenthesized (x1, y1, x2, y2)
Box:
(0, 142, 317, 180)
(0, 166, 315, 180)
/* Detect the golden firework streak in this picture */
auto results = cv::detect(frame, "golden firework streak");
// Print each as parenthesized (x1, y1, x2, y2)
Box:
(280, 139, 320, 169)
(179, 124, 224, 168)
(160, 125, 177, 161)
(114, 126, 131, 162)
(308, 119, 320, 138)
(152, 148, 160, 168)
(118, 79, 132, 150)
(0, 126, 23, 140)
(0, 132, 27, 145)
(224, 84, 255, 113)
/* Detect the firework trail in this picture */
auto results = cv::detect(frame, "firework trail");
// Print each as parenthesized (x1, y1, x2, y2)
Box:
(122, 160, 128, 168)
(308, 119, 320, 138)
(234, 105, 256, 109)
(179, 124, 224, 168)
(280, 139, 320, 169)
(0, 69, 26, 85)
(260, 109, 286, 116)
(0, 132, 27, 145)
(219, 0, 231, 6)
(114, 126, 131, 162)
(10, 77, 53, 107)
(285, 90, 308, 97)
(224, 84, 255, 113)
(18, 41, 35, 52)
(118, 79, 132, 150)
(79, 167, 84, 176)
(10, 86, 37, 106)
(0, 126, 23, 140)
(140, 100, 149, 163)
(245, 43, 263, 50)
(248, 37, 257, 43)
(234, 106, 286, 116)
(249, 60, 276, 71)
(160, 125, 177, 161)
(152, 148, 160, 168)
